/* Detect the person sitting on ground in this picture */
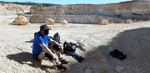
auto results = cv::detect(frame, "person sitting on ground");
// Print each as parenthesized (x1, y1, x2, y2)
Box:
(32, 24, 67, 70)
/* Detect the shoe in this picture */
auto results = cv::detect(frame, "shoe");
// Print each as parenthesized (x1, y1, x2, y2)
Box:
(56, 64, 67, 70)
(77, 41, 87, 51)
(60, 59, 69, 64)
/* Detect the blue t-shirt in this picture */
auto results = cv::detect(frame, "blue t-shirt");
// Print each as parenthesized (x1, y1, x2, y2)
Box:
(32, 32, 51, 58)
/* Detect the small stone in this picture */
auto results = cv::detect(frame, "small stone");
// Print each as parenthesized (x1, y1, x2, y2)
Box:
(45, 68, 51, 72)
(83, 67, 92, 73)
(115, 66, 124, 73)
(100, 68, 111, 73)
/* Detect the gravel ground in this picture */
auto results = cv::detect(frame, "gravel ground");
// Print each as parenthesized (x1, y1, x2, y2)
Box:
(0, 15, 150, 73)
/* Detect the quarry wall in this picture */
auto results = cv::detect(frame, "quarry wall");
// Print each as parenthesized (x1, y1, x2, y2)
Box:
(29, 14, 125, 24)
(0, 3, 31, 15)
(29, 1, 150, 23)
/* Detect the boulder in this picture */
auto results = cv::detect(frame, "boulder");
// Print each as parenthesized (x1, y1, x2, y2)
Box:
(126, 19, 132, 24)
(46, 18, 54, 25)
(15, 16, 28, 25)
(61, 20, 68, 25)
(101, 19, 109, 25)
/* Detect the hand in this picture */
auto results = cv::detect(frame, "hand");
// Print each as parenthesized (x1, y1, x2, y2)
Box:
(52, 54, 57, 61)
(60, 46, 64, 53)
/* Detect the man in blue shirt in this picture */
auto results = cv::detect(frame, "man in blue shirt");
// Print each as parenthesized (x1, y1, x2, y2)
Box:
(32, 24, 66, 70)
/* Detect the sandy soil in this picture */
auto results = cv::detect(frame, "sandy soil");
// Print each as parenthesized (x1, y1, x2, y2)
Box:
(0, 15, 150, 73)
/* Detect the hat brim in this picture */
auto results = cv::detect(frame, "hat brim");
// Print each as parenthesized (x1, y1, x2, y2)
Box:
(40, 24, 52, 30)
(45, 27, 51, 30)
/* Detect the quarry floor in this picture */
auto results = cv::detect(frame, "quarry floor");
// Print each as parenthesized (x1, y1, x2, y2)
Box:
(0, 15, 150, 73)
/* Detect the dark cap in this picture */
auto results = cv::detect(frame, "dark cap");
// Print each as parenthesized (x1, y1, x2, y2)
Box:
(40, 24, 51, 30)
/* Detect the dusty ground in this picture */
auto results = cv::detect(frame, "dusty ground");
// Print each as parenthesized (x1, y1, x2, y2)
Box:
(0, 15, 150, 73)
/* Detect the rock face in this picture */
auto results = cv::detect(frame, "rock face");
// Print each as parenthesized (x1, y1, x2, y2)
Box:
(30, 1, 150, 20)
(0, 3, 31, 15)
(28, 1, 150, 23)
(29, 15, 125, 24)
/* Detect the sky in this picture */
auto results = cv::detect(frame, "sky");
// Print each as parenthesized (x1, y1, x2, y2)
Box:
(1, 0, 132, 5)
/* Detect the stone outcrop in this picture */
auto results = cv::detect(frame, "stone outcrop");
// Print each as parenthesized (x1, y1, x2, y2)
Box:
(30, 1, 150, 19)
(29, 15, 125, 24)
(0, 3, 31, 15)
(29, 1, 150, 23)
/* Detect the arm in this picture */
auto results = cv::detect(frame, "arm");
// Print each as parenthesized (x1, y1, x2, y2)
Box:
(50, 39, 61, 47)
(40, 43, 56, 61)
(49, 39, 64, 53)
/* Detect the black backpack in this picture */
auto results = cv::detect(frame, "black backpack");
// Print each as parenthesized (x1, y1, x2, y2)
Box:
(110, 49, 127, 60)
(63, 42, 77, 52)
